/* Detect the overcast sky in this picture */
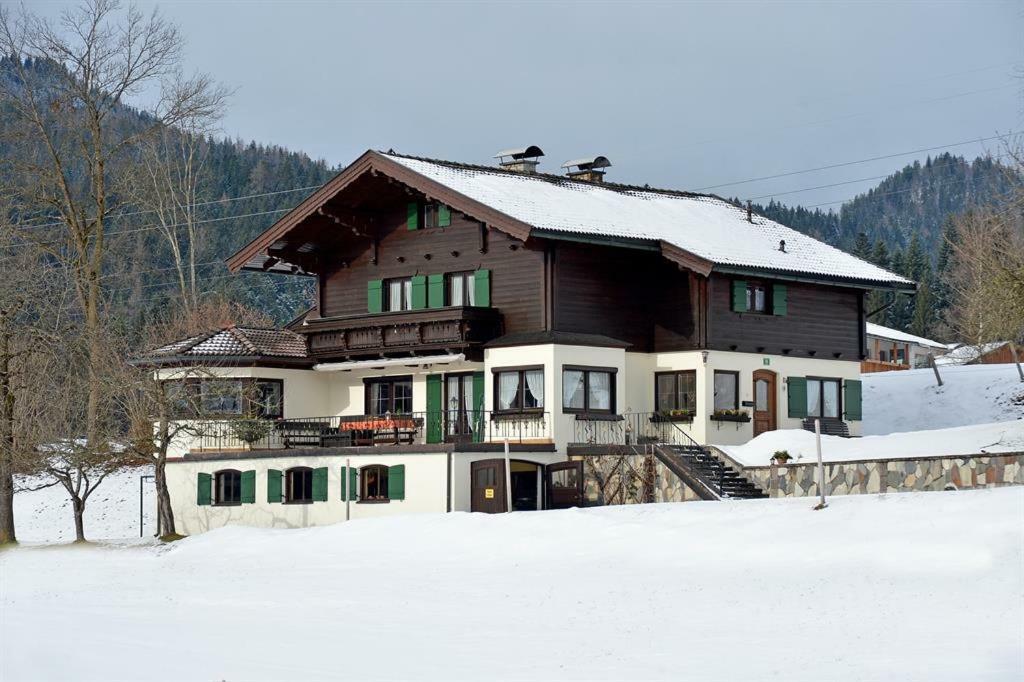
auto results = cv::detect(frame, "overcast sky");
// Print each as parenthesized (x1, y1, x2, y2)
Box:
(36, 0, 1024, 207)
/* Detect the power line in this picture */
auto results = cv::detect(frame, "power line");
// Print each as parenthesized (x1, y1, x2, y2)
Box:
(695, 132, 1015, 191)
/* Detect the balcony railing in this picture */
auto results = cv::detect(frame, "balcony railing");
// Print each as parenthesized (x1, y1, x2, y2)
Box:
(300, 307, 503, 359)
(571, 412, 700, 448)
(189, 410, 550, 452)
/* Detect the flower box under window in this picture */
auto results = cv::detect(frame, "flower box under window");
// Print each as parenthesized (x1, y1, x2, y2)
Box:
(710, 410, 750, 423)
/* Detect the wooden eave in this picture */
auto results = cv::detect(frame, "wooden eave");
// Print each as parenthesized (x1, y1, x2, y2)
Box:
(226, 150, 537, 273)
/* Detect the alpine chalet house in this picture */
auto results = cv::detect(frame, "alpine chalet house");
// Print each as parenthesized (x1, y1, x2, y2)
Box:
(144, 147, 913, 533)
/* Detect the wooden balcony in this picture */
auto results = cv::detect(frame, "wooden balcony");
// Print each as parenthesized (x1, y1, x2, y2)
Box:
(300, 306, 503, 360)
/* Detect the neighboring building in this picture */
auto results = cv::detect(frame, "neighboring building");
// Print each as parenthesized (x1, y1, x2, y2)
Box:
(141, 147, 913, 533)
(937, 341, 1019, 366)
(863, 322, 948, 372)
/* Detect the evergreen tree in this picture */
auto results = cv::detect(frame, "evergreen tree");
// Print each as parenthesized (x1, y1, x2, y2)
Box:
(870, 239, 890, 269)
(852, 232, 871, 260)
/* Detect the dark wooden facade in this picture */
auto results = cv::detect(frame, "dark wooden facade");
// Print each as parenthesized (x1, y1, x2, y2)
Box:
(230, 154, 869, 361)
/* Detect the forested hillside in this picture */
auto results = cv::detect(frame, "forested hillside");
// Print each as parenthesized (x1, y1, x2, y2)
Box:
(2, 59, 1016, 340)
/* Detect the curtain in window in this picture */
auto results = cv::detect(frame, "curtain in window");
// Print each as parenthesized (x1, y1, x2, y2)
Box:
(806, 378, 822, 417)
(563, 370, 585, 409)
(823, 380, 839, 418)
(498, 372, 519, 410)
(588, 372, 611, 410)
(678, 372, 695, 411)
(713, 373, 736, 411)
(449, 276, 463, 307)
(524, 370, 544, 408)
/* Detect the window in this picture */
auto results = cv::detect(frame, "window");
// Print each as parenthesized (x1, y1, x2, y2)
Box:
(562, 367, 615, 414)
(713, 371, 739, 411)
(655, 371, 696, 412)
(252, 380, 283, 419)
(806, 378, 841, 419)
(447, 271, 476, 307)
(746, 282, 769, 313)
(214, 470, 241, 505)
(165, 380, 197, 418)
(360, 464, 389, 501)
(878, 349, 889, 362)
(493, 367, 544, 412)
(285, 467, 313, 504)
(384, 277, 413, 311)
(895, 348, 906, 364)
(365, 376, 413, 415)
(200, 379, 243, 415)
(550, 466, 579, 489)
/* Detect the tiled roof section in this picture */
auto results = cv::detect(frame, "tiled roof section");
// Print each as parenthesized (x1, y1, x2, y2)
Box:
(150, 327, 309, 359)
(383, 152, 914, 287)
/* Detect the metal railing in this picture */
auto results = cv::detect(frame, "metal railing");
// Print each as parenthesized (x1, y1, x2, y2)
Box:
(190, 410, 550, 452)
(571, 412, 703, 449)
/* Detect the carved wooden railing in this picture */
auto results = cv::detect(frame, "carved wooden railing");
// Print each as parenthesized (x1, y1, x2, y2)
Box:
(300, 306, 503, 358)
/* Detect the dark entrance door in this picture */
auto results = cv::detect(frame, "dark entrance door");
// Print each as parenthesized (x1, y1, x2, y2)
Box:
(470, 459, 506, 513)
(753, 369, 777, 437)
(546, 461, 583, 509)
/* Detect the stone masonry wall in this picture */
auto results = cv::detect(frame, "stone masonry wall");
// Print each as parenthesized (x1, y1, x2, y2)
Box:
(741, 452, 1024, 499)
(571, 453, 704, 506)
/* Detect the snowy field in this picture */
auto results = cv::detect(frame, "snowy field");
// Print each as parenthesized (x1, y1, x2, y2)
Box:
(2, 488, 1022, 681)
(12, 466, 156, 543)
(718, 420, 1024, 466)
(863, 363, 1023, 435)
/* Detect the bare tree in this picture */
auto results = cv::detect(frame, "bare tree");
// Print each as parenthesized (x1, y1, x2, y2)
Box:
(0, 0, 228, 446)
(133, 78, 230, 316)
(0, 230, 62, 543)
(118, 300, 273, 537)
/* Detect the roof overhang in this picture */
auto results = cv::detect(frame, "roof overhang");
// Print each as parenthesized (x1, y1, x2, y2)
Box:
(130, 355, 316, 369)
(227, 151, 537, 274)
(711, 264, 916, 292)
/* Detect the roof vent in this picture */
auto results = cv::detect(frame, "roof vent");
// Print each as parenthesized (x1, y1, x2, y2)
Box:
(562, 156, 611, 183)
(494, 145, 544, 174)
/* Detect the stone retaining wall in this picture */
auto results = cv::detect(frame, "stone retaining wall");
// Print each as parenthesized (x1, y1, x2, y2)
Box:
(571, 453, 704, 506)
(739, 452, 1024, 498)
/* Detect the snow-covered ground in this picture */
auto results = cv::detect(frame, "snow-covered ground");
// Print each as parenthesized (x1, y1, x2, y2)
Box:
(718, 420, 1024, 467)
(1, 488, 1021, 681)
(863, 363, 1023, 435)
(12, 466, 156, 543)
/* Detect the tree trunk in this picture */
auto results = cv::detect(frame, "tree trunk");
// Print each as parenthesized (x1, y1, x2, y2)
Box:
(154, 451, 175, 537)
(72, 496, 86, 543)
(0, 331, 15, 544)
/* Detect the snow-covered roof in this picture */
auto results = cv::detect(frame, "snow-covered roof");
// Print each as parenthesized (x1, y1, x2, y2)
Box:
(865, 322, 947, 349)
(385, 153, 913, 287)
(935, 341, 1010, 366)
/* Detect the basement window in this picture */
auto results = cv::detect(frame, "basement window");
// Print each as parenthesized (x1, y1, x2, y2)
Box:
(360, 465, 389, 502)
(214, 470, 241, 505)
(285, 467, 314, 504)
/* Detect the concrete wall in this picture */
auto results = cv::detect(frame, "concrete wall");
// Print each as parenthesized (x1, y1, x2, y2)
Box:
(742, 452, 1024, 498)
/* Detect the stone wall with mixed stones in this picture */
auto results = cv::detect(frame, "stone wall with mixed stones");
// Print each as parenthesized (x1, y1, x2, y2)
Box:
(739, 452, 1024, 498)
(572, 453, 704, 506)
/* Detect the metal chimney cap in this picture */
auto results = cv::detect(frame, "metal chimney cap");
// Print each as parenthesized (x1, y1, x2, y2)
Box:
(561, 156, 612, 171)
(494, 145, 545, 161)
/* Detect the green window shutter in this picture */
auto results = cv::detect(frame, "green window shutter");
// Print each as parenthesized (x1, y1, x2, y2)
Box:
(367, 279, 383, 313)
(240, 470, 256, 504)
(388, 464, 406, 500)
(427, 274, 445, 309)
(438, 205, 451, 227)
(471, 371, 485, 443)
(772, 284, 788, 316)
(312, 467, 328, 502)
(474, 269, 491, 307)
(787, 377, 808, 418)
(407, 202, 419, 230)
(410, 275, 427, 310)
(196, 473, 212, 506)
(340, 466, 348, 500)
(426, 374, 443, 444)
(844, 379, 863, 421)
(731, 280, 747, 312)
(267, 469, 282, 504)
(349, 467, 359, 501)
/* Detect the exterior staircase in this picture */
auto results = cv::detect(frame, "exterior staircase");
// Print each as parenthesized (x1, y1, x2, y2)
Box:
(653, 443, 768, 501)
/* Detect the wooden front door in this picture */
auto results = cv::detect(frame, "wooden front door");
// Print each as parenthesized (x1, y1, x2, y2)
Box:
(752, 369, 777, 437)
(546, 461, 583, 509)
(470, 459, 507, 513)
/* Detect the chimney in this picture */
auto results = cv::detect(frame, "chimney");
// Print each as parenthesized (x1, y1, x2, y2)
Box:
(562, 156, 612, 183)
(494, 145, 544, 174)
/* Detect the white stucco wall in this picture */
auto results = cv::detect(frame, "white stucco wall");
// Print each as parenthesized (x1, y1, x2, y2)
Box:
(167, 449, 564, 534)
